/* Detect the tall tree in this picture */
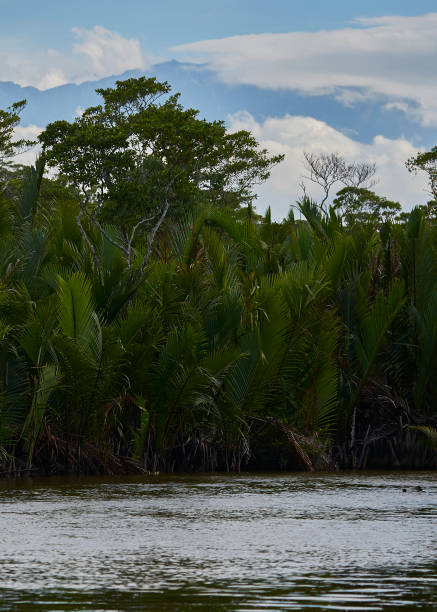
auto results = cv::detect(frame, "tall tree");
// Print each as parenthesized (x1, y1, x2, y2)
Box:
(333, 187, 401, 226)
(406, 146, 437, 201)
(302, 151, 377, 211)
(40, 77, 283, 273)
(0, 100, 35, 192)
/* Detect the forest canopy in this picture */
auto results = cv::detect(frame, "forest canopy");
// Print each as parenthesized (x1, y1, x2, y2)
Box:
(0, 77, 436, 476)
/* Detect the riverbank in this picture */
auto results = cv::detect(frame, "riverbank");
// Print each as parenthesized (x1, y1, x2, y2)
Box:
(2, 445, 436, 480)
(2, 91, 437, 480)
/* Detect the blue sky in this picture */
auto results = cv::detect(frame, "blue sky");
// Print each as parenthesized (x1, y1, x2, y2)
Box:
(2, 1, 436, 216)
(3, 0, 437, 52)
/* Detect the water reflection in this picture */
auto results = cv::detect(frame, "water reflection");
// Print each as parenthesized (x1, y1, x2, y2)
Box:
(0, 472, 436, 610)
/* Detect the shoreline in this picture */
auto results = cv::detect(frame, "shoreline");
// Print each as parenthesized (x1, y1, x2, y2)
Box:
(1, 465, 436, 484)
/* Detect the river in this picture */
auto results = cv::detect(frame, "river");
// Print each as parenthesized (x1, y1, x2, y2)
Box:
(0, 472, 436, 610)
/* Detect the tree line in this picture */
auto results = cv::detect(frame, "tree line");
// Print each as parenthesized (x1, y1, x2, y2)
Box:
(0, 77, 436, 475)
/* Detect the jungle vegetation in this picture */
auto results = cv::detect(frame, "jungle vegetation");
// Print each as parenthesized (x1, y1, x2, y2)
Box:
(0, 77, 437, 476)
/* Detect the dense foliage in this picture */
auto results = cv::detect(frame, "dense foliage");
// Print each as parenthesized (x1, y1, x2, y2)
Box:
(0, 79, 436, 475)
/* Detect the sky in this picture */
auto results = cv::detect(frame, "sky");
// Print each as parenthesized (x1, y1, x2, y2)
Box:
(1, 0, 436, 217)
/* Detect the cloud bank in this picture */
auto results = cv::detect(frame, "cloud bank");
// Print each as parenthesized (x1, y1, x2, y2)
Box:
(227, 112, 428, 219)
(0, 26, 156, 90)
(174, 13, 437, 126)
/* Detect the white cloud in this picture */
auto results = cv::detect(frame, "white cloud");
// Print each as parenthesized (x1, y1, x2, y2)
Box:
(173, 13, 437, 126)
(12, 125, 43, 166)
(383, 101, 412, 114)
(227, 112, 428, 219)
(72, 26, 145, 82)
(0, 26, 157, 90)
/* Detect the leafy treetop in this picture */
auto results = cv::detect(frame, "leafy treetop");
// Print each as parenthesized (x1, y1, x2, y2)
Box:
(333, 187, 401, 226)
(406, 146, 437, 201)
(40, 77, 284, 231)
(0, 101, 36, 191)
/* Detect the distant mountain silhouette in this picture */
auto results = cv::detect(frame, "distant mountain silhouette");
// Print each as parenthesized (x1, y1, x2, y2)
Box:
(1, 60, 434, 146)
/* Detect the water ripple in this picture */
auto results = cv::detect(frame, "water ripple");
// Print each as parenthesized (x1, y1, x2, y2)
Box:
(0, 472, 436, 609)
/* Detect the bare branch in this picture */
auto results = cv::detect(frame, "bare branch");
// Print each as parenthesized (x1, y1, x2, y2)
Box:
(302, 152, 349, 211)
(88, 212, 129, 258)
(122, 199, 171, 307)
(138, 199, 170, 279)
(125, 213, 159, 268)
(302, 152, 378, 211)
(342, 161, 377, 189)
(297, 180, 308, 200)
(77, 207, 100, 270)
(128, 213, 158, 248)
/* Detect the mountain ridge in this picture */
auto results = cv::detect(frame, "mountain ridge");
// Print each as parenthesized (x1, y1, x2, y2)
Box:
(1, 60, 435, 148)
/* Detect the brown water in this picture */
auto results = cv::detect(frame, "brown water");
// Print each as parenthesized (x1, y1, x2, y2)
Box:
(0, 472, 436, 610)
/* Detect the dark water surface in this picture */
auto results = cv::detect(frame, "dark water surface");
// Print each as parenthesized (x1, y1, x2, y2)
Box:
(0, 472, 436, 610)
